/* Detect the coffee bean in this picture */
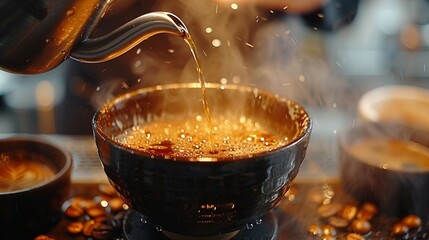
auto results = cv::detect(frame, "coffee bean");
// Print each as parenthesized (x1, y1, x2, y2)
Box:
(307, 224, 322, 236)
(87, 206, 106, 218)
(350, 219, 371, 235)
(317, 203, 343, 218)
(67, 221, 83, 235)
(346, 233, 365, 240)
(341, 203, 358, 221)
(33, 235, 55, 240)
(109, 197, 125, 212)
(64, 205, 84, 218)
(92, 222, 114, 240)
(357, 202, 378, 220)
(321, 224, 337, 237)
(402, 215, 422, 229)
(328, 216, 349, 228)
(82, 220, 96, 237)
(391, 222, 409, 237)
(360, 202, 378, 214)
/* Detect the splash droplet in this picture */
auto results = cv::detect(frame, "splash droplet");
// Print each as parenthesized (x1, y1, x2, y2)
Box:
(212, 39, 221, 47)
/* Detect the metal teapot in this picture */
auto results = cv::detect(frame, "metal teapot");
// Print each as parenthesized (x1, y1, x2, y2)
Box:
(0, 0, 187, 74)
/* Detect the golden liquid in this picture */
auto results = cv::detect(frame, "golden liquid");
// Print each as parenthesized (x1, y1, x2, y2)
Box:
(182, 32, 213, 145)
(347, 139, 429, 171)
(0, 152, 56, 192)
(115, 115, 289, 161)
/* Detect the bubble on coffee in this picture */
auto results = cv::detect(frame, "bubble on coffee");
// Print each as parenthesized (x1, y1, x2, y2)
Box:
(0, 151, 56, 192)
(114, 114, 290, 161)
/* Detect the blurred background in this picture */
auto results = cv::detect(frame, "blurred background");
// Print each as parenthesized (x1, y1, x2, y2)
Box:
(1, 0, 428, 179)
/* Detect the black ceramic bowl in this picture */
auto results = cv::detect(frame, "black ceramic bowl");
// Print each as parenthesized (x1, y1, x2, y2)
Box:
(339, 122, 429, 219)
(93, 83, 312, 237)
(0, 135, 72, 239)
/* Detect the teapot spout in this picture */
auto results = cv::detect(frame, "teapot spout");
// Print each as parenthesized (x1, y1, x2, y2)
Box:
(70, 12, 188, 63)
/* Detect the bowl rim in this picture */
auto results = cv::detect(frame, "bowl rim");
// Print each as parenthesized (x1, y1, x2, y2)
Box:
(0, 134, 72, 195)
(93, 82, 312, 162)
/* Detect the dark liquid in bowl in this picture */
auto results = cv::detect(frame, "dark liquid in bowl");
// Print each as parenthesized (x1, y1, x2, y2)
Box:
(0, 151, 56, 192)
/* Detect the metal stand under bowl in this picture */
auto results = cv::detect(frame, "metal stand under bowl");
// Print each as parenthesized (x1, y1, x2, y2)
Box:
(123, 209, 278, 240)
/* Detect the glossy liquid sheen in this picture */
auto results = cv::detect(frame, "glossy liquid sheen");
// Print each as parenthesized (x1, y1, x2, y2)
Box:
(347, 139, 429, 171)
(115, 116, 289, 161)
(0, 152, 55, 192)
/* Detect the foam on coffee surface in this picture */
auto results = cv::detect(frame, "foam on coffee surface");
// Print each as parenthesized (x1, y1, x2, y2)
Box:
(114, 115, 290, 161)
(0, 151, 56, 192)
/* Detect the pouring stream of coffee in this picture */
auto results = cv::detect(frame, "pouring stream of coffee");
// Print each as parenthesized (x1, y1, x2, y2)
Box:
(182, 32, 214, 149)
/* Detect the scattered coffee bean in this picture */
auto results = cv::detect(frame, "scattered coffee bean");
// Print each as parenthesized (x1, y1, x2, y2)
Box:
(64, 204, 84, 218)
(109, 197, 125, 212)
(346, 233, 365, 240)
(340, 203, 358, 221)
(391, 222, 409, 237)
(33, 235, 55, 240)
(350, 219, 371, 235)
(66, 221, 83, 235)
(317, 203, 342, 218)
(91, 221, 115, 240)
(360, 202, 378, 215)
(356, 202, 377, 220)
(321, 224, 337, 237)
(82, 220, 96, 237)
(307, 224, 322, 237)
(87, 206, 107, 218)
(328, 216, 349, 229)
(402, 215, 422, 229)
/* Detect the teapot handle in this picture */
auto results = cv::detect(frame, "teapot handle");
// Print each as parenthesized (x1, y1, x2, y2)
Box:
(70, 12, 187, 63)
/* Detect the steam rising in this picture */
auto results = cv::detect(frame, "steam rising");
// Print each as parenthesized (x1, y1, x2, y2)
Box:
(91, 0, 354, 178)
(92, 0, 350, 109)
